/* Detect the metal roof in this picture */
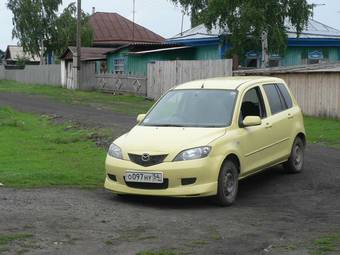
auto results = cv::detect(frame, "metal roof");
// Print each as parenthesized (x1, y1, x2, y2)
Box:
(89, 12, 165, 45)
(60, 47, 115, 61)
(234, 63, 340, 75)
(127, 46, 192, 55)
(4, 45, 40, 62)
(168, 19, 340, 41)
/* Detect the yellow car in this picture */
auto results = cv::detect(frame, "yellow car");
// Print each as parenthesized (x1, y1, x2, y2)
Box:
(105, 76, 306, 206)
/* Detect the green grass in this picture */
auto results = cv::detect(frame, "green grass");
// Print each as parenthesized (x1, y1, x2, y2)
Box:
(309, 233, 340, 255)
(0, 80, 153, 116)
(0, 107, 106, 187)
(304, 116, 340, 148)
(0, 233, 33, 252)
(136, 250, 177, 255)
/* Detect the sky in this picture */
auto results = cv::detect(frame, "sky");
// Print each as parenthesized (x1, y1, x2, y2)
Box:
(1, 0, 340, 51)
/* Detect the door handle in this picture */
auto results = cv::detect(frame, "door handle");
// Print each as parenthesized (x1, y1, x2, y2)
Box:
(288, 113, 294, 119)
(265, 122, 272, 129)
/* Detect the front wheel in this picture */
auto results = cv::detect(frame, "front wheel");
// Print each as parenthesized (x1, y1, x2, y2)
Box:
(283, 137, 305, 173)
(214, 160, 239, 206)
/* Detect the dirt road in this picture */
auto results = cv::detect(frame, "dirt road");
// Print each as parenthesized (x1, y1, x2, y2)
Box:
(0, 92, 339, 254)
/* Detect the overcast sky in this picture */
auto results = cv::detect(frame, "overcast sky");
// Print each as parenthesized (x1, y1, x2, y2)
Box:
(1, 0, 340, 51)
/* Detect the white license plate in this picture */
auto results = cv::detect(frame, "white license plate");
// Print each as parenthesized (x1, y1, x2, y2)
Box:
(125, 171, 163, 183)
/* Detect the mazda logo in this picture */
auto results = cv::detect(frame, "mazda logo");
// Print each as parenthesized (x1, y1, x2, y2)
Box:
(141, 153, 150, 162)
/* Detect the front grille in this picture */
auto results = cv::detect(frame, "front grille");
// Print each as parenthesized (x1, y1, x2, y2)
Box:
(124, 177, 169, 190)
(128, 153, 168, 167)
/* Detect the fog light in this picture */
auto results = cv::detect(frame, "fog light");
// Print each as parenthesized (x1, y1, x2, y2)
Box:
(181, 178, 196, 185)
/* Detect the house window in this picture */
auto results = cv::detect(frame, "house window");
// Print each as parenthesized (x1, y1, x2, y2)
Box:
(113, 58, 125, 74)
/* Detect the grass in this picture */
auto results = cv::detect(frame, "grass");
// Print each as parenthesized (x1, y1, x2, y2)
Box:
(309, 233, 340, 255)
(136, 250, 177, 255)
(0, 107, 106, 187)
(0, 80, 153, 116)
(0, 233, 33, 252)
(304, 116, 340, 148)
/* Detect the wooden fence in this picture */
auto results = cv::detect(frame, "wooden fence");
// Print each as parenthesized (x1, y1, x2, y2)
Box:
(147, 59, 233, 99)
(271, 73, 340, 119)
(0, 65, 4, 80)
(1, 64, 61, 86)
(234, 68, 340, 119)
(96, 74, 147, 96)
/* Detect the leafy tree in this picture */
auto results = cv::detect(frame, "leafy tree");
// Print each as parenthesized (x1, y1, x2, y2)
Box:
(7, 0, 62, 59)
(7, 1, 93, 60)
(52, 2, 93, 57)
(171, 0, 313, 60)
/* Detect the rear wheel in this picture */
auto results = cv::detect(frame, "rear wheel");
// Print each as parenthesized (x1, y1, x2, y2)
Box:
(283, 137, 305, 173)
(214, 160, 239, 206)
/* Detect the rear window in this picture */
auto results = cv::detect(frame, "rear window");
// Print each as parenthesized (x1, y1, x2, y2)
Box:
(263, 84, 286, 114)
(277, 84, 293, 108)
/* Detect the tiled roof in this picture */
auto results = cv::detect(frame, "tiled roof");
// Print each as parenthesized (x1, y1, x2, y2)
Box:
(60, 47, 115, 61)
(168, 19, 340, 41)
(89, 12, 165, 45)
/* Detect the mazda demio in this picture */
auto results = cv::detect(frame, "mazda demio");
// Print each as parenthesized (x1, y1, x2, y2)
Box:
(105, 77, 306, 206)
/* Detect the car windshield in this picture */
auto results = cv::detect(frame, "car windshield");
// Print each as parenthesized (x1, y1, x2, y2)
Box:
(141, 89, 237, 128)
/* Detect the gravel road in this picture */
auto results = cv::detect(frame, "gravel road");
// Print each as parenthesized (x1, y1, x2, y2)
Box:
(0, 92, 339, 255)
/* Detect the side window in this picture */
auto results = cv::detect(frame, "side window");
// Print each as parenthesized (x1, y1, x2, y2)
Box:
(263, 84, 286, 114)
(277, 84, 293, 108)
(240, 87, 266, 121)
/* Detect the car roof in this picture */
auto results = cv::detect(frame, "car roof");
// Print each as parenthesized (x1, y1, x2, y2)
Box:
(173, 76, 284, 91)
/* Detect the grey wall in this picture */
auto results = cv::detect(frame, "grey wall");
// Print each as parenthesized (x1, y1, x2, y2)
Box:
(0, 65, 4, 80)
(1, 65, 61, 86)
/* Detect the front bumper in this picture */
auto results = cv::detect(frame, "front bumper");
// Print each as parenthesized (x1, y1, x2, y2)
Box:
(104, 155, 221, 197)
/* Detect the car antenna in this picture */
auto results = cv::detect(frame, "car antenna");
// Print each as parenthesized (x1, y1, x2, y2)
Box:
(201, 80, 206, 89)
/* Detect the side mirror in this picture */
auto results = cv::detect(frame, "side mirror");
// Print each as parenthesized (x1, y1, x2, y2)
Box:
(242, 116, 262, 127)
(136, 114, 146, 123)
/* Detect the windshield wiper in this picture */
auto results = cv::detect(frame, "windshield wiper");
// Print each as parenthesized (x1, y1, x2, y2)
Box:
(144, 124, 186, 127)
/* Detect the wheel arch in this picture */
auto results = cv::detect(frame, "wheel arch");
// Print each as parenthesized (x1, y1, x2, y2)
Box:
(296, 132, 306, 147)
(221, 153, 241, 174)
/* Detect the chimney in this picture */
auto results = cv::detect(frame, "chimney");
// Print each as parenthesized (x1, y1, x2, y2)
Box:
(92, 7, 95, 15)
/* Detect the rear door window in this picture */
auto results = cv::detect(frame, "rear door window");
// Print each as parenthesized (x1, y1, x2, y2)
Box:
(263, 84, 286, 115)
(277, 84, 293, 108)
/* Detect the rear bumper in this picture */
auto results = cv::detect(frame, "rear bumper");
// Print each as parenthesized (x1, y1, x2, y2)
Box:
(104, 155, 221, 197)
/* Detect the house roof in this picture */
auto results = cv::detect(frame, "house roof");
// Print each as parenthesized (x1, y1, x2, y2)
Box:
(233, 63, 340, 75)
(89, 12, 165, 45)
(168, 19, 340, 42)
(105, 42, 183, 55)
(60, 47, 116, 61)
(4, 45, 40, 62)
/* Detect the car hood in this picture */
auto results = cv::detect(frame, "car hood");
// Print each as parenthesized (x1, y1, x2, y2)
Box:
(115, 125, 226, 159)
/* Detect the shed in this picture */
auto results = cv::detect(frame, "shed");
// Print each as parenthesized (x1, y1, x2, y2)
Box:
(60, 47, 115, 90)
(4, 45, 40, 67)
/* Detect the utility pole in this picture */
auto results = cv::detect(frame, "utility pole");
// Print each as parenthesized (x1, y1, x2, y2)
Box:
(180, 11, 185, 36)
(75, 0, 81, 89)
(261, 31, 269, 68)
(132, 0, 136, 42)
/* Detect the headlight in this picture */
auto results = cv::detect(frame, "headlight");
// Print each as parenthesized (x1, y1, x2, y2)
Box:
(108, 144, 123, 159)
(174, 146, 211, 161)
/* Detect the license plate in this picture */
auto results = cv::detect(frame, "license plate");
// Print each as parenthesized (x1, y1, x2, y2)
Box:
(125, 171, 163, 183)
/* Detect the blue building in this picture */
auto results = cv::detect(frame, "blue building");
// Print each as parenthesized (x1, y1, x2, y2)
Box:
(167, 19, 340, 68)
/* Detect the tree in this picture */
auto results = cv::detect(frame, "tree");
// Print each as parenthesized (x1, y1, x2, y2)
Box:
(7, 0, 62, 61)
(52, 2, 93, 57)
(171, 0, 313, 64)
(7, 1, 93, 61)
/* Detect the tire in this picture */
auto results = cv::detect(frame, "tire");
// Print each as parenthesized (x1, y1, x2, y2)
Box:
(214, 160, 239, 206)
(283, 137, 305, 173)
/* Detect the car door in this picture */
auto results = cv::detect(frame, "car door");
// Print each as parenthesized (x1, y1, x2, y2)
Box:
(261, 83, 293, 163)
(237, 85, 274, 175)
